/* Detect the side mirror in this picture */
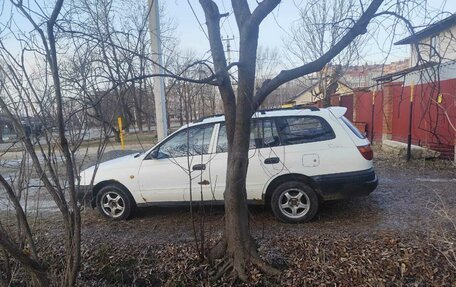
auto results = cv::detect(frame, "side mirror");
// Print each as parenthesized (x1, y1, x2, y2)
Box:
(148, 149, 159, 159)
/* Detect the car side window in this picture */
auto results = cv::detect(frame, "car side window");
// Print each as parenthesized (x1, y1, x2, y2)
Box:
(251, 119, 281, 149)
(216, 124, 228, 153)
(276, 116, 335, 145)
(216, 119, 281, 153)
(157, 124, 214, 158)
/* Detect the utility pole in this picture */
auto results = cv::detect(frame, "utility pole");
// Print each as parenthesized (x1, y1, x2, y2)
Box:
(222, 35, 235, 64)
(148, 0, 168, 140)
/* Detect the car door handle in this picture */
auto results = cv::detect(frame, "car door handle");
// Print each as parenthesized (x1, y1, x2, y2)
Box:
(264, 157, 280, 164)
(192, 164, 206, 171)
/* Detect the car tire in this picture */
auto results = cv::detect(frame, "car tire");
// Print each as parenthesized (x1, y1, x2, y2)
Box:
(96, 184, 135, 220)
(271, 181, 319, 223)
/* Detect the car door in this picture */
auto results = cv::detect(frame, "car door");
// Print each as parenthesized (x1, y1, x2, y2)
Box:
(137, 124, 215, 203)
(208, 119, 284, 201)
(249, 118, 285, 199)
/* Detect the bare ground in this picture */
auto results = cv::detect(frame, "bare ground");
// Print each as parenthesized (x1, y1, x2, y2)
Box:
(2, 150, 456, 286)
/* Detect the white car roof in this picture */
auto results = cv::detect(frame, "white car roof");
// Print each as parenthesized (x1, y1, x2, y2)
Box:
(182, 106, 347, 129)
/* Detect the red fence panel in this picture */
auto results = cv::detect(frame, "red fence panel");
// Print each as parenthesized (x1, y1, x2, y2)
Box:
(389, 79, 455, 159)
(353, 90, 384, 142)
(340, 95, 354, 121)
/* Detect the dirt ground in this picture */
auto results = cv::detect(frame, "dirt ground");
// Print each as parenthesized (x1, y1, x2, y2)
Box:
(2, 149, 456, 286)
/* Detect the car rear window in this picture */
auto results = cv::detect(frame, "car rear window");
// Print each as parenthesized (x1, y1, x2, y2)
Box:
(341, 116, 366, 139)
(276, 116, 335, 145)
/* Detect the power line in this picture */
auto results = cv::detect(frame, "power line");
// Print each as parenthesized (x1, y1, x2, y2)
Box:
(220, 1, 236, 47)
(186, 0, 209, 40)
(220, 11, 232, 40)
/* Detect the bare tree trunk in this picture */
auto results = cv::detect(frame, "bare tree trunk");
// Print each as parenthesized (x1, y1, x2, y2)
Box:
(0, 124, 3, 143)
(199, 0, 384, 280)
(179, 91, 184, 126)
(222, 115, 254, 280)
(198, 0, 279, 280)
(211, 86, 216, 115)
(46, 4, 82, 285)
(137, 84, 144, 133)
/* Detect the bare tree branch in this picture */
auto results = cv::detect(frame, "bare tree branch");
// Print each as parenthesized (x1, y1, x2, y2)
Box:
(249, 0, 281, 29)
(253, 0, 384, 109)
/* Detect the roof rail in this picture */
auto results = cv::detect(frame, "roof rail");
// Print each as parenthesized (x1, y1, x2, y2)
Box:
(194, 113, 224, 123)
(196, 105, 319, 122)
(258, 105, 319, 114)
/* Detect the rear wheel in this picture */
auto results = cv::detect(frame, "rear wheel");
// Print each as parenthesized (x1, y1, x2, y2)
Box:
(271, 181, 319, 223)
(96, 185, 135, 220)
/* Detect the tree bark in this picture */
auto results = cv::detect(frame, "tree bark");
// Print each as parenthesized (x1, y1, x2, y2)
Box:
(47, 7, 82, 285)
(200, 0, 281, 280)
(199, 0, 384, 281)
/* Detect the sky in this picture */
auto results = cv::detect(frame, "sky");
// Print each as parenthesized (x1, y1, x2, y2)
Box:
(0, 0, 455, 68)
(164, 0, 456, 66)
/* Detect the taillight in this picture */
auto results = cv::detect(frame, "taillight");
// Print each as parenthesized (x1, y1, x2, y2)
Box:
(357, 144, 373, 160)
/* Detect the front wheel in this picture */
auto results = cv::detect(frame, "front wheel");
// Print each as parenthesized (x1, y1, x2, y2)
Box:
(96, 185, 134, 220)
(271, 181, 319, 223)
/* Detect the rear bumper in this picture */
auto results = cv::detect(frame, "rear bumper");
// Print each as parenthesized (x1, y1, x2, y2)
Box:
(312, 168, 378, 201)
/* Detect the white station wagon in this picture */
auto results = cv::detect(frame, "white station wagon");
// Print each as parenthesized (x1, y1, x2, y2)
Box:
(79, 106, 378, 223)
